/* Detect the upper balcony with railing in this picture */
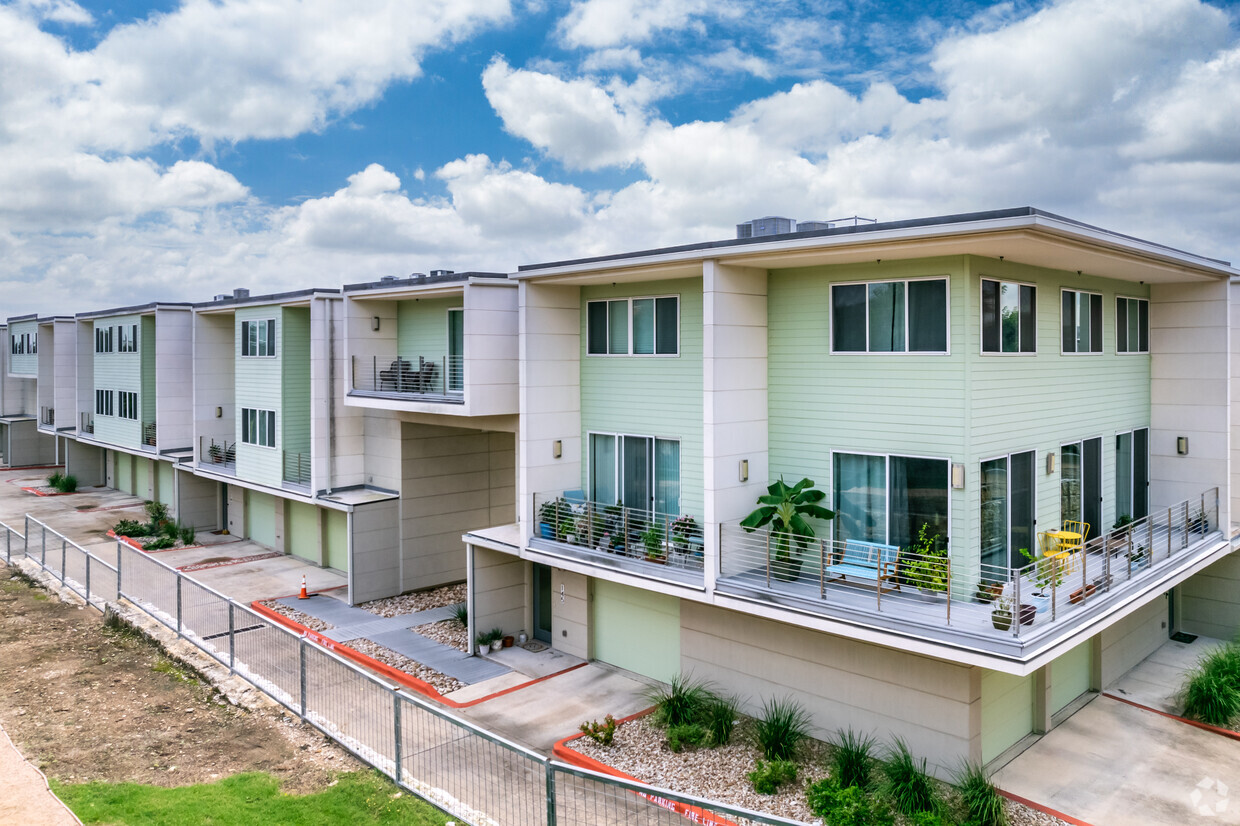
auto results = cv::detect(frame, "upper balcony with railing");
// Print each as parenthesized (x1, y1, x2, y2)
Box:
(197, 435, 236, 473)
(717, 488, 1224, 662)
(141, 421, 156, 451)
(283, 450, 311, 489)
(531, 491, 705, 588)
(351, 354, 463, 402)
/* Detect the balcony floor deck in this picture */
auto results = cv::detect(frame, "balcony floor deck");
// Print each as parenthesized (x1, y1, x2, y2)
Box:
(527, 537, 705, 589)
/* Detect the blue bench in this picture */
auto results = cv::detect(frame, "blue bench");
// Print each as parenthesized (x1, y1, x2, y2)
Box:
(828, 539, 901, 592)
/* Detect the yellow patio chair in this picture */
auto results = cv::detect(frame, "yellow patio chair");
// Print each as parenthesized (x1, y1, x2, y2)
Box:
(1060, 520, 1089, 554)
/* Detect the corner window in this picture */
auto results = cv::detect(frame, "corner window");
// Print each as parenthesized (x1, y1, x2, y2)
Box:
(981, 279, 1035, 353)
(1061, 289, 1102, 354)
(241, 319, 276, 357)
(586, 297, 678, 356)
(831, 278, 948, 353)
(1116, 297, 1149, 354)
(241, 407, 276, 448)
(95, 327, 114, 353)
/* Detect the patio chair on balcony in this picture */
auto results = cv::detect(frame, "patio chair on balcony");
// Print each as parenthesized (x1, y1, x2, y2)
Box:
(379, 357, 418, 392)
(416, 359, 438, 393)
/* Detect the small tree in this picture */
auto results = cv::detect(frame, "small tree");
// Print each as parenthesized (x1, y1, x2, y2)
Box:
(740, 478, 834, 580)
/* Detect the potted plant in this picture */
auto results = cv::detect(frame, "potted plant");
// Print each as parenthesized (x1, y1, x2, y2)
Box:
(559, 516, 578, 545)
(642, 524, 666, 564)
(670, 515, 698, 553)
(975, 578, 1005, 604)
(208, 443, 223, 464)
(538, 497, 570, 540)
(489, 627, 504, 653)
(476, 631, 492, 656)
(991, 595, 1015, 631)
(1019, 546, 1063, 610)
(1108, 514, 1134, 554)
(1128, 543, 1150, 571)
(903, 524, 948, 597)
(740, 477, 835, 583)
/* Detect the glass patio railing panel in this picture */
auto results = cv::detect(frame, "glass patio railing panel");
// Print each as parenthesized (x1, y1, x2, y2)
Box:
(351, 354, 464, 398)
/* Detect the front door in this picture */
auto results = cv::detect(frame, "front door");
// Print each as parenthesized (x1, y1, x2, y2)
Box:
(533, 563, 553, 643)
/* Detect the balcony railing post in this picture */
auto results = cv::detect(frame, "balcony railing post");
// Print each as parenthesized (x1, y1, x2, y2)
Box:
(1081, 539, 1087, 603)
(1013, 567, 1021, 637)
(765, 531, 770, 588)
(945, 556, 951, 625)
(372, 356, 377, 393)
(819, 539, 826, 599)
(1167, 507, 1173, 559)
(1183, 501, 1190, 550)
(1050, 562, 1057, 621)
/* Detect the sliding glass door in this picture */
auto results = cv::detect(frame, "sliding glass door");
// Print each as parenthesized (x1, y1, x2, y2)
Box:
(980, 451, 1035, 569)
(1116, 428, 1149, 521)
(1062, 437, 1102, 535)
(588, 433, 680, 515)
(833, 453, 949, 549)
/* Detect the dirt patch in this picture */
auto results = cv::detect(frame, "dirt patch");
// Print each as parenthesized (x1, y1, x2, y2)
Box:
(0, 570, 359, 792)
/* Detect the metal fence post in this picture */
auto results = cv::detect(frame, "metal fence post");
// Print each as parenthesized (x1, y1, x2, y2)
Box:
(85, 555, 91, 605)
(299, 638, 308, 718)
(23, 514, 29, 556)
(392, 692, 402, 784)
(41, 523, 46, 566)
(115, 539, 123, 600)
(176, 574, 183, 636)
(545, 762, 558, 826)
(60, 538, 66, 584)
(228, 603, 236, 672)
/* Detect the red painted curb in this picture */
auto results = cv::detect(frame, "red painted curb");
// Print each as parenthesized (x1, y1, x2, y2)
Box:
(553, 709, 744, 826)
(997, 789, 1095, 826)
(249, 599, 587, 709)
(1102, 692, 1240, 742)
(19, 486, 75, 497)
(104, 528, 206, 555)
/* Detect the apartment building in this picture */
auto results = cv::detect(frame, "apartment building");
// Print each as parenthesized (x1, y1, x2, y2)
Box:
(464, 207, 1238, 771)
(1, 315, 57, 466)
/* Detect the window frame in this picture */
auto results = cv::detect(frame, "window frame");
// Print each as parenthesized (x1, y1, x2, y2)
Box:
(240, 407, 277, 449)
(117, 390, 138, 421)
(1060, 288, 1104, 355)
(979, 448, 1038, 571)
(1115, 296, 1149, 355)
(95, 389, 114, 417)
(241, 319, 277, 358)
(979, 277, 1037, 355)
(585, 295, 681, 357)
(1115, 426, 1150, 521)
(828, 276, 951, 356)
(585, 430, 682, 515)
(830, 449, 952, 549)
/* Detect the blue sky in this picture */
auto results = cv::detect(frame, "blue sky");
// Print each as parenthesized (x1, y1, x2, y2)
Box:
(1, 0, 1238, 315)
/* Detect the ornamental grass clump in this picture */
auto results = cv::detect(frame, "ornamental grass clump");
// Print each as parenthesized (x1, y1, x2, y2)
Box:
(954, 760, 1008, 826)
(881, 738, 938, 816)
(702, 692, 741, 747)
(753, 696, 811, 762)
(830, 728, 877, 790)
(1181, 642, 1240, 726)
(647, 673, 714, 729)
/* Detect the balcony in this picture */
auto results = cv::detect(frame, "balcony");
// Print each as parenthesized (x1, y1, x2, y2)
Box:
(197, 436, 236, 473)
(141, 421, 157, 450)
(716, 488, 1223, 661)
(79, 412, 93, 435)
(39, 406, 54, 429)
(530, 492, 705, 587)
(351, 354, 463, 403)
(283, 450, 311, 489)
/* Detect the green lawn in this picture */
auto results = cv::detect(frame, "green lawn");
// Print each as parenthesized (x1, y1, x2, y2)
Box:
(53, 771, 451, 826)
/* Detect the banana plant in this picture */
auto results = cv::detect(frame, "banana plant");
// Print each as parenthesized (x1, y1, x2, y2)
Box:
(740, 478, 835, 572)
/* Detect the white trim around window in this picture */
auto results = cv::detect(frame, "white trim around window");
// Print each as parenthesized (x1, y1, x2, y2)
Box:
(829, 276, 950, 355)
(241, 407, 277, 448)
(241, 319, 277, 358)
(585, 295, 680, 357)
(1115, 296, 1149, 355)
(830, 449, 953, 549)
(1060, 288, 1103, 355)
(979, 277, 1036, 355)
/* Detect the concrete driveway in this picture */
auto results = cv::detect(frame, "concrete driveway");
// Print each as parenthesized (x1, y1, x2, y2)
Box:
(996, 646, 1240, 826)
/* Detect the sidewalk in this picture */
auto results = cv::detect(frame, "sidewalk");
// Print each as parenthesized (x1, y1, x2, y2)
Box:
(0, 720, 80, 826)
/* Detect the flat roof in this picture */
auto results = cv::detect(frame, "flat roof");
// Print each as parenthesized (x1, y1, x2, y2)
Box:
(193, 287, 340, 310)
(76, 302, 192, 319)
(515, 206, 1237, 284)
(343, 271, 508, 293)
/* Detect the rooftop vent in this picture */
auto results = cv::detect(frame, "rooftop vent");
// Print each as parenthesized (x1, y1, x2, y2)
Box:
(233, 288, 250, 300)
(212, 294, 230, 302)
(797, 221, 832, 232)
(737, 216, 795, 239)
(429, 269, 454, 278)
(379, 275, 400, 283)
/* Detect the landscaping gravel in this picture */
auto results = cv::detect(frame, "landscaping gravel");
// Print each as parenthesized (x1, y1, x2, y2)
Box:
(570, 715, 1068, 826)
(414, 618, 468, 653)
(358, 583, 466, 617)
(348, 639, 463, 695)
(260, 600, 332, 633)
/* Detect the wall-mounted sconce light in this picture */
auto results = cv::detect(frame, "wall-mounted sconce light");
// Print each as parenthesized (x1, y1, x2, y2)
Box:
(1046, 452, 1056, 475)
(739, 459, 749, 483)
(215, 406, 222, 418)
(552, 439, 562, 459)
(371, 316, 381, 332)
(1177, 436, 1189, 455)
(951, 463, 965, 489)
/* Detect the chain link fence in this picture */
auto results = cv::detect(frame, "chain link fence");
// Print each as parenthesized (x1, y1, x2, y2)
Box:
(1, 514, 807, 826)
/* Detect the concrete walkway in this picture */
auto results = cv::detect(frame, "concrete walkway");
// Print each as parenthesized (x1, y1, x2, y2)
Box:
(994, 694, 1240, 824)
(277, 594, 511, 685)
(0, 720, 80, 826)
(1106, 633, 1226, 713)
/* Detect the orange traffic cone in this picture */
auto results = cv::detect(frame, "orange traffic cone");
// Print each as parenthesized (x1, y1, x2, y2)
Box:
(298, 575, 308, 600)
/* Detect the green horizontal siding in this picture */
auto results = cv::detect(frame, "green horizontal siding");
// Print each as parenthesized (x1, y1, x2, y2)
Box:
(93, 314, 144, 449)
(397, 297, 455, 368)
(579, 279, 704, 518)
(281, 307, 311, 459)
(234, 306, 282, 488)
(7, 320, 38, 376)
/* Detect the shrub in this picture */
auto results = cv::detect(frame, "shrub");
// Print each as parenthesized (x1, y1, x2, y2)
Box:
(702, 692, 740, 746)
(161, 518, 181, 539)
(955, 761, 1007, 826)
(47, 472, 64, 488)
(830, 728, 876, 790)
(452, 603, 468, 628)
(908, 811, 948, 826)
(805, 777, 893, 826)
(579, 714, 618, 746)
(881, 739, 937, 816)
(113, 519, 151, 537)
(666, 723, 706, 753)
(177, 523, 196, 546)
(142, 536, 177, 551)
(488, 627, 504, 644)
(748, 759, 797, 795)
(144, 500, 170, 524)
(1182, 643, 1240, 726)
(647, 673, 714, 728)
(754, 696, 811, 762)
(59, 475, 77, 493)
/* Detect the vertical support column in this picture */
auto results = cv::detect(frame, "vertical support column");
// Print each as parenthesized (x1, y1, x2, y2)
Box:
(392, 692, 403, 784)
(702, 260, 768, 594)
(1033, 666, 1052, 734)
(228, 603, 236, 673)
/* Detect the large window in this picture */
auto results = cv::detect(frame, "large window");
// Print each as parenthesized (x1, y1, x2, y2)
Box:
(1116, 428, 1149, 521)
(831, 278, 948, 354)
(95, 389, 114, 417)
(117, 391, 138, 420)
(587, 297, 679, 356)
(1061, 290, 1102, 354)
(833, 453, 949, 550)
(1116, 297, 1149, 354)
(588, 433, 680, 515)
(241, 319, 276, 357)
(94, 327, 113, 353)
(241, 408, 276, 448)
(11, 332, 34, 354)
(981, 279, 1035, 353)
(980, 451, 1035, 570)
